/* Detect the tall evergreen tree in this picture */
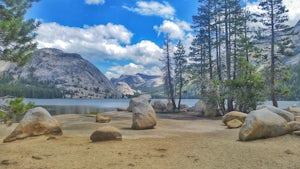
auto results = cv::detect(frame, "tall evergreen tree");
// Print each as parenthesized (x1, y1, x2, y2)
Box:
(161, 35, 176, 110)
(174, 40, 187, 110)
(0, 0, 40, 66)
(256, 0, 292, 107)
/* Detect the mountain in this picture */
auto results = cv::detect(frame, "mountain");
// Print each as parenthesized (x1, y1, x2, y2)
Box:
(0, 48, 117, 98)
(285, 20, 300, 65)
(111, 73, 163, 88)
(111, 73, 164, 97)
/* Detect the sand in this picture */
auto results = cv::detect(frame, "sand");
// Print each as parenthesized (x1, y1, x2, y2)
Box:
(0, 111, 300, 169)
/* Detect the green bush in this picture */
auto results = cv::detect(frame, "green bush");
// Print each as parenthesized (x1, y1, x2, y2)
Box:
(0, 97, 35, 123)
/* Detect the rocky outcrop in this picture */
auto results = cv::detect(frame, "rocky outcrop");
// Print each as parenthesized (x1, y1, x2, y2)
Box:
(111, 73, 163, 88)
(257, 105, 295, 122)
(96, 114, 111, 123)
(111, 73, 164, 97)
(90, 126, 122, 142)
(239, 108, 290, 141)
(115, 82, 139, 97)
(1, 48, 117, 99)
(3, 107, 62, 143)
(222, 111, 247, 125)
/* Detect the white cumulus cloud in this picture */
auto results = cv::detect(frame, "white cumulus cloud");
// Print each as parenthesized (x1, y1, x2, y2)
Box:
(35, 22, 163, 77)
(85, 0, 105, 5)
(247, 0, 300, 26)
(154, 20, 191, 39)
(123, 1, 175, 19)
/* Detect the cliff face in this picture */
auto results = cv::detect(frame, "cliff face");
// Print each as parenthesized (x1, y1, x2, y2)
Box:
(111, 73, 163, 97)
(1, 48, 117, 98)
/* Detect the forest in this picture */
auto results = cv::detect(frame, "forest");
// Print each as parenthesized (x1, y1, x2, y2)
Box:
(162, 0, 298, 113)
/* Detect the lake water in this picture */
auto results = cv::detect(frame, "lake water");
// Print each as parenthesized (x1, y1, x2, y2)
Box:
(24, 98, 300, 115)
(24, 98, 199, 115)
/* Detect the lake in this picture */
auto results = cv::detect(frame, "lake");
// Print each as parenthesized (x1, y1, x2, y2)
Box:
(24, 98, 199, 115)
(24, 98, 300, 115)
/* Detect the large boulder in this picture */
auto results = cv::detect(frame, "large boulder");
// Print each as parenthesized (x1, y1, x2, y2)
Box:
(288, 121, 300, 132)
(152, 100, 167, 113)
(90, 126, 122, 142)
(239, 108, 290, 141)
(257, 105, 295, 122)
(222, 111, 248, 125)
(128, 94, 151, 112)
(132, 101, 157, 130)
(3, 107, 62, 143)
(194, 100, 219, 117)
(95, 114, 111, 123)
(227, 119, 243, 129)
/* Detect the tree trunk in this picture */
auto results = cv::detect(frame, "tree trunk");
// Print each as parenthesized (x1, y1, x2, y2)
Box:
(270, 1, 278, 107)
(225, 0, 234, 111)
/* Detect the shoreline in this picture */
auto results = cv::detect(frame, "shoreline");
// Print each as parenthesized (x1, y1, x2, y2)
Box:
(1, 111, 300, 169)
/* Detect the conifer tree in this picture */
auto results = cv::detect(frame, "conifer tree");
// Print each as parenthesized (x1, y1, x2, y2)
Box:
(256, 0, 293, 107)
(161, 35, 176, 110)
(174, 40, 187, 110)
(0, 0, 40, 66)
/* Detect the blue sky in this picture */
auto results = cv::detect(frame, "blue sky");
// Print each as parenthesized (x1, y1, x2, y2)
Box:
(26, 0, 300, 79)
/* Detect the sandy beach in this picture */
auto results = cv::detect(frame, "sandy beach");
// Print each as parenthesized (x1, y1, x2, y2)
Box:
(0, 111, 300, 169)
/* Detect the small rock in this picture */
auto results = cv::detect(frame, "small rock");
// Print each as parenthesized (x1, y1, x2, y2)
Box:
(128, 163, 135, 167)
(117, 107, 128, 111)
(96, 114, 111, 123)
(293, 131, 300, 136)
(284, 149, 294, 155)
(227, 119, 243, 129)
(46, 136, 57, 140)
(32, 156, 43, 160)
(222, 111, 247, 125)
(288, 106, 300, 115)
(288, 121, 300, 132)
(1, 160, 9, 166)
(90, 126, 122, 142)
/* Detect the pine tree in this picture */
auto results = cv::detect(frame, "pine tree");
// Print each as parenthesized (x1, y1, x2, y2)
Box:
(0, 0, 40, 66)
(161, 35, 176, 110)
(174, 40, 187, 110)
(256, 0, 293, 107)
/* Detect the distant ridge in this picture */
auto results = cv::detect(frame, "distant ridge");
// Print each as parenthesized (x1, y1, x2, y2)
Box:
(0, 48, 117, 98)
